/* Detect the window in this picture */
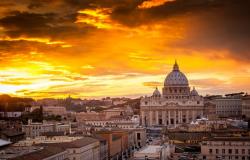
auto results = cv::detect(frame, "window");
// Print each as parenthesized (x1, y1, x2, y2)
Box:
(209, 149, 213, 154)
(159, 119, 162, 125)
(171, 119, 174, 124)
(203, 156, 206, 160)
(235, 149, 238, 154)
(222, 149, 225, 154)
(229, 149, 232, 154)
(137, 133, 141, 140)
(216, 149, 219, 154)
(242, 149, 245, 154)
(183, 119, 186, 123)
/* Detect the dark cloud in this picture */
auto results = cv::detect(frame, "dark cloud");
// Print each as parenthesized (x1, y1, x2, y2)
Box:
(0, 10, 95, 40)
(28, 0, 48, 9)
(0, 0, 250, 62)
(63, 0, 143, 9)
(170, 0, 250, 61)
(0, 11, 56, 37)
(110, 0, 222, 26)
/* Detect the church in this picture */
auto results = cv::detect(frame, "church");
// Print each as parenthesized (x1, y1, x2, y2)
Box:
(140, 61, 206, 127)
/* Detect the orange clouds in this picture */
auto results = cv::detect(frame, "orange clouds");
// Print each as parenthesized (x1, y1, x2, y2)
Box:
(76, 8, 114, 29)
(0, 36, 68, 46)
(138, 0, 175, 9)
(143, 81, 162, 87)
(0, 0, 249, 98)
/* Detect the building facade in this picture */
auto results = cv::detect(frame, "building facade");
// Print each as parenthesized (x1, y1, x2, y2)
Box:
(242, 95, 250, 119)
(206, 94, 242, 118)
(7, 137, 100, 160)
(140, 62, 206, 127)
(22, 120, 71, 138)
(43, 106, 67, 116)
(200, 137, 250, 160)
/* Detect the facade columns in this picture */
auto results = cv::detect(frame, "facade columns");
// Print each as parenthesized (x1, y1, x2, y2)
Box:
(155, 111, 159, 125)
(149, 111, 153, 126)
(168, 111, 171, 126)
(174, 110, 176, 127)
(178, 110, 181, 123)
(192, 110, 195, 121)
(141, 111, 145, 126)
(186, 110, 189, 123)
(163, 110, 166, 125)
(180, 111, 183, 123)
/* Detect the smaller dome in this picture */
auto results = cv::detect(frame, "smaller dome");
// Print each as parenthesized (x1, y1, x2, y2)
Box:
(152, 87, 161, 97)
(190, 87, 199, 96)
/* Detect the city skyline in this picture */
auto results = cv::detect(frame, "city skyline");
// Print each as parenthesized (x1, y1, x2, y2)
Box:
(0, 0, 250, 99)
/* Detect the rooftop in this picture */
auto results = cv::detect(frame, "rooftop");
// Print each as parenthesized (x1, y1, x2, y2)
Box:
(40, 137, 99, 148)
(9, 146, 66, 160)
(1, 130, 25, 137)
(204, 136, 250, 142)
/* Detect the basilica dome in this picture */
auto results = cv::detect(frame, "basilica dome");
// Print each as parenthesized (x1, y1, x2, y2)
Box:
(164, 61, 188, 86)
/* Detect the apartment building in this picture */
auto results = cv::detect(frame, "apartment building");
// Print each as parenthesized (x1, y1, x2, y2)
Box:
(22, 120, 71, 138)
(200, 137, 250, 160)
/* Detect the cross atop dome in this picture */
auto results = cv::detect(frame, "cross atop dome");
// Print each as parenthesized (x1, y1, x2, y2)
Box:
(173, 60, 179, 71)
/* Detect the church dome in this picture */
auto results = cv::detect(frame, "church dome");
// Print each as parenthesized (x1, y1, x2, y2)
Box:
(164, 61, 188, 86)
(190, 87, 199, 96)
(152, 87, 161, 97)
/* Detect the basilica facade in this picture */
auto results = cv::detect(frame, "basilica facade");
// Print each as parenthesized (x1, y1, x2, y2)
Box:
(140, 61, 205, 127)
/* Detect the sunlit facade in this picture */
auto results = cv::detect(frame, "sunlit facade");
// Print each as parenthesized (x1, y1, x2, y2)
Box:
(140, 61, 205, 127)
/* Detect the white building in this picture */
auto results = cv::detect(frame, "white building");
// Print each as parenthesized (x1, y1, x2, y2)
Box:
(25, 106, 40, 112)
(200, 137, 250, 160)
(22, 120, 71, 138)
(14, 136, 82, 147)
(59, 137, 100, 160)
(140, 61, 206, 128)
(43, 106, 67, 116)
(207, 94, 242, 117)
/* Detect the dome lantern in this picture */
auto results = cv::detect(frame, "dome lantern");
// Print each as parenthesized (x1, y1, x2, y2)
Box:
(173, 60, 179, 71)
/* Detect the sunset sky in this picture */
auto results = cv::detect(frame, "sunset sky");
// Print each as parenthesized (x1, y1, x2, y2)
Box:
(0, 0, 250, 99)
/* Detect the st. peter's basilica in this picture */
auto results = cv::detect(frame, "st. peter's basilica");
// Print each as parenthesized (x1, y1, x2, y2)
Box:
(140, 61, 209, 127)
